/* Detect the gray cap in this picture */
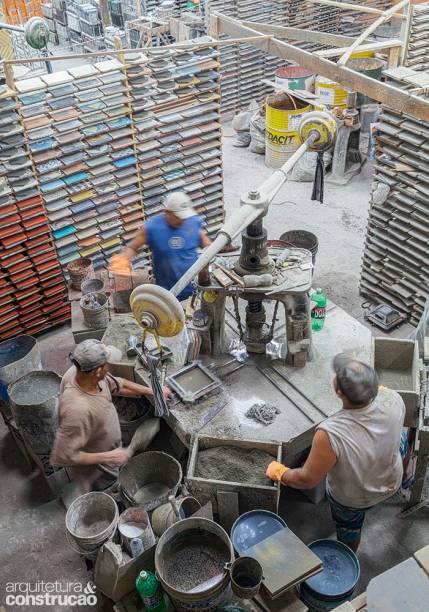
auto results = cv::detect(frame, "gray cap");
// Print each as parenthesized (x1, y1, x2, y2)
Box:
(70, 339, 112, 372)
(332, 353, 379, 406)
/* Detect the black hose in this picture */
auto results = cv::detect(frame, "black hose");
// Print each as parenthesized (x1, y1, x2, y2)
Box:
(311, 151, 325, 203)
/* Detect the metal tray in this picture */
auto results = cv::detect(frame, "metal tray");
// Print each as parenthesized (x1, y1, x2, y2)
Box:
(166, 361, 222, 403)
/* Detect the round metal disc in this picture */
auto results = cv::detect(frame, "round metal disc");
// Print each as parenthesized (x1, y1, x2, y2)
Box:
(130, 284, 185, 337)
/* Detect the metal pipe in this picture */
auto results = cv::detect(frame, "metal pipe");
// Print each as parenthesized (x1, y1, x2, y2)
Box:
(256, 132, 318, 203)
(0, 22, 25, 33)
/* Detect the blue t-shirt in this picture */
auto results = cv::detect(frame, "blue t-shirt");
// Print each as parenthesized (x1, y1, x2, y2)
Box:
(144, 213, 203, 300)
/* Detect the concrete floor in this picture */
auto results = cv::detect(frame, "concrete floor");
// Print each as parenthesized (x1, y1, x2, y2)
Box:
(0, 130, 427, 611)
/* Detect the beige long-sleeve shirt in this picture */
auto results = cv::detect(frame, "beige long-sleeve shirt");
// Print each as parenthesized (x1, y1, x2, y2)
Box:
(50, 366, 123, 492)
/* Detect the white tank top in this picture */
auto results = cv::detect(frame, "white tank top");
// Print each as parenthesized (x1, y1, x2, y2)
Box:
(317, 388, 405, 508)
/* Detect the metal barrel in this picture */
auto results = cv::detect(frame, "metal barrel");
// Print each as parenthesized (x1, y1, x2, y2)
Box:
(0, 335, 42, 407)
(9, 370, 61, 454)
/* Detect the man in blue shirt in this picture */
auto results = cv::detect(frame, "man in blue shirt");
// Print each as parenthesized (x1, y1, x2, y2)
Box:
(112, 192, 211, 301)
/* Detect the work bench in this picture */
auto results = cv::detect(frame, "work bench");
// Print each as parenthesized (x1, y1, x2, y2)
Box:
(129, 300, 372, 460)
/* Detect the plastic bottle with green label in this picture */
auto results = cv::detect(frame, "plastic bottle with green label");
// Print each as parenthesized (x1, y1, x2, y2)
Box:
(311, 288, 327, 331)
(136, 571, 167, 612)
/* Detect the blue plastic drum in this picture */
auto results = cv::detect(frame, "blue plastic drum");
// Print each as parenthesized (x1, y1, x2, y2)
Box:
(301, 539, 360, 608)
(231, 510, 286, 555)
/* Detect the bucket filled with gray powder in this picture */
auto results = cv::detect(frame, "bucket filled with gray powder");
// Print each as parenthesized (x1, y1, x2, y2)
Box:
(66, 492, 118, 554)
(9, 370, 61, 454)
(155, 517, 234, 611)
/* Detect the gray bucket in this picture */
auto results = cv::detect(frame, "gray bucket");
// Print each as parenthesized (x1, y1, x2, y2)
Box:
(113, 396, 153, 446)
(152, 496, 202, 537)
(155, 517, 234, 611)
(0, 335, 42, 408)
(80, 292, 109, 329)
(81, 278, 104, 295)
(9, 370, 61, 454)
(229, 556, 263, 599)
(118, 506, 156, 555)
(119, 451, 182, 511)
(66, 491, 118, 554)
(280, 229, 318, 268)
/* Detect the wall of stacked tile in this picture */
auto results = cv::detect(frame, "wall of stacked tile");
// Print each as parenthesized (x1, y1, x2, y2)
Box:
(203, 0, 393, 114)
(0, 44, 224, 340)
(360, 5, 429, 327)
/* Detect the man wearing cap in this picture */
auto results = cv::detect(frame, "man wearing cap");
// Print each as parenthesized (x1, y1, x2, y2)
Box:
(51, 340, 170, 493)
(266, 354, 406, 552)
(110, 191, 211, 301)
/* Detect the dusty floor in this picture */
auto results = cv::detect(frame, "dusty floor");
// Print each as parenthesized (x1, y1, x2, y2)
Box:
(0, 130, 427, 611)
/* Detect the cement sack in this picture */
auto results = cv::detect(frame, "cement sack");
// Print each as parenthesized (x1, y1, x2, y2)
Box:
(290, 151, 332, 182)
(232, 110, 251, 133)
(249, 110, 265, 155)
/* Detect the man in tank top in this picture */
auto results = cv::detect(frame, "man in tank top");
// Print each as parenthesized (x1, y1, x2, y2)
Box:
(266, 353, 406, 551)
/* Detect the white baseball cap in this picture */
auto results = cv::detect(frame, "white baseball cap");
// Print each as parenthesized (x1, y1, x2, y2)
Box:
(164, 191, 195, 220)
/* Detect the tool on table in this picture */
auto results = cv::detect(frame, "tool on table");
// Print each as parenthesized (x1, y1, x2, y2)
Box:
(126, 335, 140, 357)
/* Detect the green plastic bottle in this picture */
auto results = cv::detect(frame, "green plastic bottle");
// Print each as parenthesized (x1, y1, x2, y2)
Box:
(136, 571, 167, 612)
(311, 288, 327, 331)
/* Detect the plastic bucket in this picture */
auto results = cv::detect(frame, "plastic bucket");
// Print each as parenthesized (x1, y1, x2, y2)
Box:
(67, 257, 93, 290)
(280, 230, 318, 268)
(315, 75, 349, 108)
(80, 292, 109, 329)
(119, 451, 182, 511)
(275, 65, 314, 92)
(9, 370, 61, 454)
(152, 496, 202, 537)
(66, 491, 118, 554)
(155, 517, 234, 611)
(0, 335, 42, 406)
(265, 92, 312, 168)
(118, 506, 155, 555)
(229, 556, 263, 599)
(300, 539, 360, 610)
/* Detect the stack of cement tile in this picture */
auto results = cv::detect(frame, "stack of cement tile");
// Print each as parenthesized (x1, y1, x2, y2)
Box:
(0, 87, 70, 340)
(127, 41, 224, 238)
(404, 2, 429, 72)
(360, 66, 429, 326)
(336, 0, 392, 37)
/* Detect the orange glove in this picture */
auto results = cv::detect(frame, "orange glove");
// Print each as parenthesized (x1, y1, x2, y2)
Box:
(266, 461, 289, 483)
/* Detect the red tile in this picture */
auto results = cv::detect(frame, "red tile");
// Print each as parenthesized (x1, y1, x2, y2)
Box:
(2, 233, 27, 248)
(19, 294, 43, 308)
(0, 326, 24, 340)
(16, 195, 43, 210)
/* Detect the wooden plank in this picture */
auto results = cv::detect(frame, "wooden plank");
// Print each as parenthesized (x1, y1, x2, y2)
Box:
(217, 489, 239, 532)
(244, 528, 322, 599)
(414, 545, 429, 577)
(337, 0, 409, 66)
(315, 39, 403, 58)
(307, 0, 407, 19)
(240, 20, 355, 47)
(215, 14, 429, 122)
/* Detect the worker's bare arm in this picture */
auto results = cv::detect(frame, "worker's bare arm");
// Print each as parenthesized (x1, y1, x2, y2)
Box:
(282, 430, 337, 489)
(125, 226, 147, 257)
(75, 448, 130, 467)
(118, 378, 172, 399)
(200, 230, 212, 248)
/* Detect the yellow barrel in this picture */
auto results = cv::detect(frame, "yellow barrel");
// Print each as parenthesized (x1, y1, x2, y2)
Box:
(265, 93, 312, 168)
(315, 76, 349, 108)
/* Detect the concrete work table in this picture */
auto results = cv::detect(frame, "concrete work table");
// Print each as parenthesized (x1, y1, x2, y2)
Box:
(131, 301, 372, 459)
